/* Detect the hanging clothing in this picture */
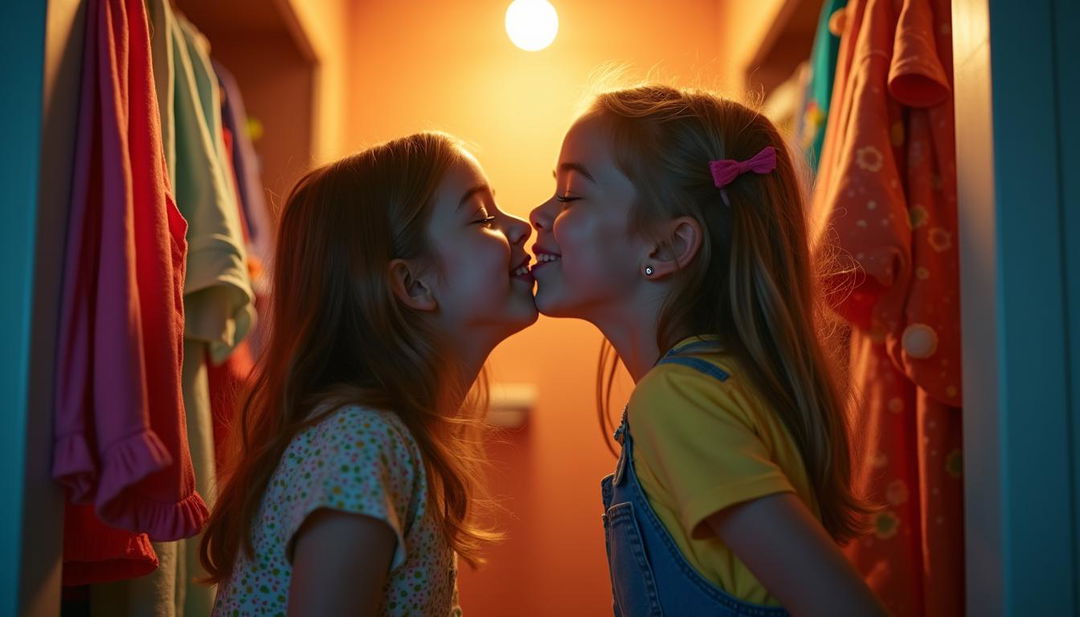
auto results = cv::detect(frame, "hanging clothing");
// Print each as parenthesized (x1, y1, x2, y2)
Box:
(214, 60, 275, 278)
(170, 12, 255, 365)
(89, 2, 255, 613)
(810, 0, 963, 614)
(86, 341, 219, 616)
(208, 120, 257, 479)
(62, 505, 158, 587)
(171, 37, 255, 607)
(215, 61, 273, 359)
(54, 0, 206, 586)
(797, 0, 848, 172)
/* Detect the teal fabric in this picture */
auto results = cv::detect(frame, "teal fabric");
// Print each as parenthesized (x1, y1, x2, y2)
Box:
(798, 0, 847, 172)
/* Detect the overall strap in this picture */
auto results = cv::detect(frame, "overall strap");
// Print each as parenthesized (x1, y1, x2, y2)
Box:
(618, 341, 729, 453)
(664, 340, 723, 357)
(658, 341, 730, 382)
(658, 356, 730, 381)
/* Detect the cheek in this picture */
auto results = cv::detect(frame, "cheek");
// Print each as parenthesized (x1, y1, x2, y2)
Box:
(444, 234, 509, 293)
(480, 237, 512, 283)
(553, 210, 633, 281)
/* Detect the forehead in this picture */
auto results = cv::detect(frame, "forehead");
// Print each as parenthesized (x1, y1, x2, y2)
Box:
(558, 115, 623, 178)
(430, 150, 488, 219)
(438, 149, 486, 193)
(560, 115, 611, 158)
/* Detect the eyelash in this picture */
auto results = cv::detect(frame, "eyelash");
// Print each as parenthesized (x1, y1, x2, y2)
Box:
(475, 215, 496, 227)
(555, 194, 580, 203)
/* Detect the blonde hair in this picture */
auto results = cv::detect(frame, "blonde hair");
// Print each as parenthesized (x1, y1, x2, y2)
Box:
(590, 85, 867, 542)
(200, 132, 497, 584)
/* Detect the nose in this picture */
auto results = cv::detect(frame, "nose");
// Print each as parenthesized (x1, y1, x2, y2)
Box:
(500, 212, 532, 247)
(529, 197, 557, 232)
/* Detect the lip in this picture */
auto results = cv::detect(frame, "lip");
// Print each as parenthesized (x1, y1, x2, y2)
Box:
(532, 245, 562, 258)
(510, 256, 534, 283)
(510, 256, 531, 272)
(531, 244, 561, 273)
(531, 258, 560, 273)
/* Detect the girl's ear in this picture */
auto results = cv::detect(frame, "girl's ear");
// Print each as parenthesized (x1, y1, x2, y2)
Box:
(389, 259, 438, 311)
(643, 216, 703, 279)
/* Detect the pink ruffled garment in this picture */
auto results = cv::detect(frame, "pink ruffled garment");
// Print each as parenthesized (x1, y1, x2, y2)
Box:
(54, 0, 207, 552)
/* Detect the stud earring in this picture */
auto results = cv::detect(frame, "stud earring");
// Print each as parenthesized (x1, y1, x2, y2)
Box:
(644, 265, 654, 276)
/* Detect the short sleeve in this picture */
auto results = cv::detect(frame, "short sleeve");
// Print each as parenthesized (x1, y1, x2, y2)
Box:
(283, 407, 419, 571)
(630, 366, 794, 539)
(888, 0, 950, 107)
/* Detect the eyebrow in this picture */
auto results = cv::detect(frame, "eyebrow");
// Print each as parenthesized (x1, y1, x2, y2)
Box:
(458, 184, 490, 210)
(554, 162, 596, 183)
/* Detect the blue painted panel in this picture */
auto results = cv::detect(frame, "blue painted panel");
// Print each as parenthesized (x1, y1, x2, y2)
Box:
(0, 1, 47, 615)
(988, 0, 1076, 612)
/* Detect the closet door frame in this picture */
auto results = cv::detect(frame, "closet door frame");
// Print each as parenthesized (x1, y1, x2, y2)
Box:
(4, 1, 85, 615)
(954, 0, 1080, 614)
(2, 1, 49, 616)
(0, 1, 50, 614)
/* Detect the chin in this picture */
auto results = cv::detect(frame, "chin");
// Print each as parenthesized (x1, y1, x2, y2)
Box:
(482, 295, 539, 338)
(518, 311, 540, 331)
(509, 300, 540, 331)
(534, 290, 577, 319)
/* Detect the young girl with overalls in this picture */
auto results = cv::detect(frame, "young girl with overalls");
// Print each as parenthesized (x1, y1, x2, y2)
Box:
(529, 86, 887, 616)
(200, 132, 538, 615)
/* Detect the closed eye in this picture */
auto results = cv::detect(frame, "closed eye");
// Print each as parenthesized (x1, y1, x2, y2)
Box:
(474, 215, 497, 228)
(555, 194, 580, 203)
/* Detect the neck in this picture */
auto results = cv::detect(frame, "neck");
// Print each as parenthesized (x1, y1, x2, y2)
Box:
(588, 294, 666, 383)
(438, 334, 494, 412)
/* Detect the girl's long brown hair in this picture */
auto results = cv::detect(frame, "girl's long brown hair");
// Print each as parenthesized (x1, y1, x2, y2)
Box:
(200, 132, 495, 584)
(591, 86, 868, 543)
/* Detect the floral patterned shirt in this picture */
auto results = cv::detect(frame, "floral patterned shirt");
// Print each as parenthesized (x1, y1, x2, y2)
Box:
(212, 405, 461, 616)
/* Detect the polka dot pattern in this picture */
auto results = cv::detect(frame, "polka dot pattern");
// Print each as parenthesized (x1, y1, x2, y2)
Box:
(213, 406, 460, 616)
(810, 0, 964, 612)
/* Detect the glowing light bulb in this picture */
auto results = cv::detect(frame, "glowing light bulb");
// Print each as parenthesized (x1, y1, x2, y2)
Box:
(505, 0, 558, 52)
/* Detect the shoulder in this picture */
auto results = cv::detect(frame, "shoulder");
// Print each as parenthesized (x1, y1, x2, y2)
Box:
(272, 406, 424, 571)
(627, 354, 803, 533)
(288, 405, 424, 482)
(310, 405, 418, 451)
(629, 354, 760, 433)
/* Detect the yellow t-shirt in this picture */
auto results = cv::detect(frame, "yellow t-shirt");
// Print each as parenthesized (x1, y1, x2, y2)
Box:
(628, 337, 820, 606)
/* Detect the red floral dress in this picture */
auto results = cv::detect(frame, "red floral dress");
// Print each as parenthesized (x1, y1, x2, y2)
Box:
(810, 0, 964, 614)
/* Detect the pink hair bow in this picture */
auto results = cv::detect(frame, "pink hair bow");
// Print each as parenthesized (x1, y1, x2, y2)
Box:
(708, 146, 778, 190)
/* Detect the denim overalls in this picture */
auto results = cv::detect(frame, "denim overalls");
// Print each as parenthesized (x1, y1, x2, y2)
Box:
(600, 341, 790, 617)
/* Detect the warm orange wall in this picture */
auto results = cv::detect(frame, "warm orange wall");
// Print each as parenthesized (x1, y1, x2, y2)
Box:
(339, 2, 734, 615)
(716, 0, 788, 92)
(289, 0, 350, 162)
